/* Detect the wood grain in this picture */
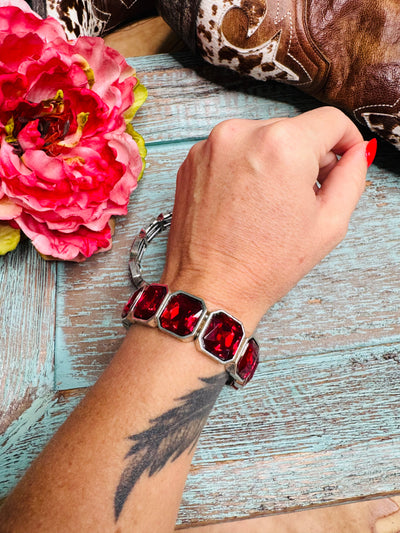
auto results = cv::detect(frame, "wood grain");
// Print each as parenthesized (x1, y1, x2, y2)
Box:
(52, 53, 400, 524)
(0, 240, 56, 434)
(176, 342, 400, 525)
(178, 497, 400, 532)
(0, 389, 83, 495)
(1, 51, 400, 528)
(54, 142, 179, 389)
(127, 53, 322, 143)
(3, 341, 400, 525)
(103, 16, 186, 58)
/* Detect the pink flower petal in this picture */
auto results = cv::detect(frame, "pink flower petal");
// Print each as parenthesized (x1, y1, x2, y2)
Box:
(0, 33, 44, 70)
(17, 119, 45, 151)
(72, 37, 135, 111)
(0, 72, 27, 108)
(0, 6, 66, 42)
(106, 132, 141, 205)
(16, 211, 112, 261)
(22, 149, 67, 183)
(0, 1, 36, 15)
(0, 136, 32, 177)
(0, 197, 23, 219)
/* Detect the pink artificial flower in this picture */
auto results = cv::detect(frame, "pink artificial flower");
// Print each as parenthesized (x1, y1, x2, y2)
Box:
(0, 1, 146, 260)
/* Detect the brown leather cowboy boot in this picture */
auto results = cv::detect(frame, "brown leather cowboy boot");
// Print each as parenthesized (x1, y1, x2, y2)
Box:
(157, 0, 400, 150)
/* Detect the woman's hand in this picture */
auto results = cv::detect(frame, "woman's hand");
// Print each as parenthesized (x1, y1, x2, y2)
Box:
(162, 107, 373, 332)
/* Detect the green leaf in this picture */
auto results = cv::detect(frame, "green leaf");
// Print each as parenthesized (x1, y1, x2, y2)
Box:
(126, 123, 147, 181)
(124, 79, 148, 123)
(0, 223, 20, 255)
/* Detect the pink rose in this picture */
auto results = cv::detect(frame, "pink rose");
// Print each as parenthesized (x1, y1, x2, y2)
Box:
(0, 1, 146, 260)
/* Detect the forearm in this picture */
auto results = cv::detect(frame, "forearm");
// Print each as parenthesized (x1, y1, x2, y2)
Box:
(0, 324, 225, 532)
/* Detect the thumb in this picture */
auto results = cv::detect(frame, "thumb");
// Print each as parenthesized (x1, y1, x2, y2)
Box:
(317, 139, 376, 224)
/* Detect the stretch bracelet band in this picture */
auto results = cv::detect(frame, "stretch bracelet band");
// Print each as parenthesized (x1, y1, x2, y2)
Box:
(124, 213, 259, 388)
(128, 212, 172, 290)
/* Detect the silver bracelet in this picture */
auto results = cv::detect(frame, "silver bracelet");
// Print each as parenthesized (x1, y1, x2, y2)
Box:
(128, 212, 172, 289)
(124, 213, 259, 388)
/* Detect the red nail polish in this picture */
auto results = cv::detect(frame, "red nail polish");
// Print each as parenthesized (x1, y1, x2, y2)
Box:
(366, 138, 377, 167)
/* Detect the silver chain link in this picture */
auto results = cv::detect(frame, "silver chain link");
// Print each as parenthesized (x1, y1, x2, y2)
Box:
(128, 212, 173, 289)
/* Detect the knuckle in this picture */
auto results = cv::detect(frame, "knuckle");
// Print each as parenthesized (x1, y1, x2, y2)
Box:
(319, 106, 360, 134)
(320, 105, 344, 118)
(257, 121, 294, 160)
(183, 139, 205, 167)
(207, 119, 243, 145)
(187, 141, 201, 158)
(317, 106, 349, 125)
(176, 160, 187, 187)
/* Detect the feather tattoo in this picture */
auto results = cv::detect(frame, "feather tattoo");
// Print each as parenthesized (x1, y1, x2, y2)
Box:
(114, 373, 226, 521)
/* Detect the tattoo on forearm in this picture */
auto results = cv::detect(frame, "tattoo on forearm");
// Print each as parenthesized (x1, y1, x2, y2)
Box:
(114, 373, 226, 521)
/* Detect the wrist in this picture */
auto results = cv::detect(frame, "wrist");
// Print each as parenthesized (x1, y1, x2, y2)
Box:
(126, 213, 262, 387)
(123, 281, 260, 388)
(128, 211, 268, 334)
(124, 322, 224, 378)
(160, 269, 266, 335)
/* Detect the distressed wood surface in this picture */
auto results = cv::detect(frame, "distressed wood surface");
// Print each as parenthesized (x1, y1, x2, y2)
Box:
(0, 389, 83, 495)
(0, 241, 56, 434)
(129, 53, 322, 143)
(0, 52, 400, 527)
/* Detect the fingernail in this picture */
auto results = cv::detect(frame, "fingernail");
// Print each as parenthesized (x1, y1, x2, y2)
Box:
(366, 138, 377, 167)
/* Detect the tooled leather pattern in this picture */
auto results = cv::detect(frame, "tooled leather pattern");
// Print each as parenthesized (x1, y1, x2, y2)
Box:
(47, 0, 112, 38)
(307, 0, 400, 148)
(47, 0, 155, 39)
(196, 0, 330, 92)
(196, 0, 400, 148)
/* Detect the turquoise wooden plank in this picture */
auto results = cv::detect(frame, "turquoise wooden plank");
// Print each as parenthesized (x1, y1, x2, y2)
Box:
(54, 139, 400, 390)
(180, 342, 400, 524)
(3, 341, 400, 526)
(0, 390, 82, 496)
(128, 52, 322, 144)
(0, 240, 56, 433)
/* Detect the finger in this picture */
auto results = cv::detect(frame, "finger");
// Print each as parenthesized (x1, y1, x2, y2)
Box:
(258, 117, 288, 126)
(288, 107, 364, 161)
(317, 140, 369, 225)
(316, 151, 339, 187)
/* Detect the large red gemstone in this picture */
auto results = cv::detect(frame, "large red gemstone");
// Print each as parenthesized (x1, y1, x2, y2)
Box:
(121, 289, 142, 319)
(159, 292, 205, 337)
(201, 311, 244, 362)
(236, 338, 259, 384)
(133, 284, 168, 321)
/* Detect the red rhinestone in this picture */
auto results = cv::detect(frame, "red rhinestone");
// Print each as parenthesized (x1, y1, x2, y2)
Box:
(133, 284, 168, 321)
(159, 292, 204, 337)
(201, 311, 244, 362)
(121, 289, 142, 319)
(236, 339, 259, 384)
